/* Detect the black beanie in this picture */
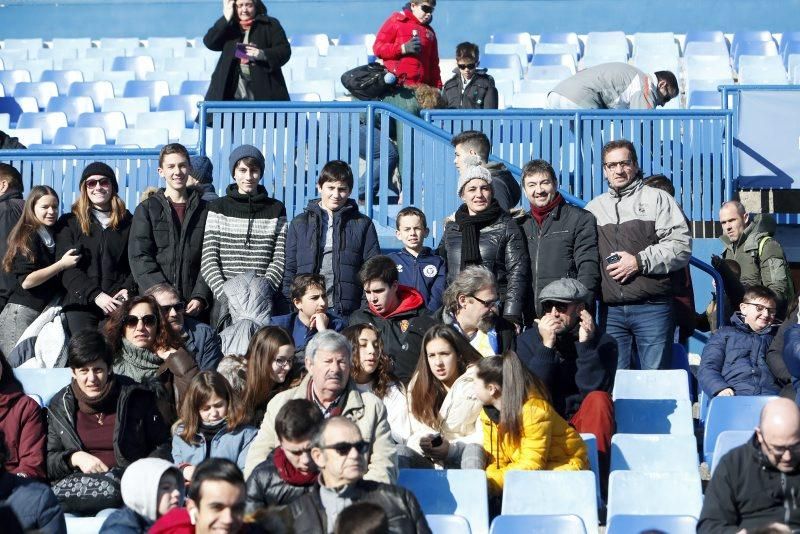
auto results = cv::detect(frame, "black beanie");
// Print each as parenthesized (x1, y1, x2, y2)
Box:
(81, 162, 118, 193)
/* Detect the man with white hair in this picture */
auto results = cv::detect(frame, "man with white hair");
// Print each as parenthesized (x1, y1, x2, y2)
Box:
(698, 398, 800, 532)
(242, 330, 396, 483)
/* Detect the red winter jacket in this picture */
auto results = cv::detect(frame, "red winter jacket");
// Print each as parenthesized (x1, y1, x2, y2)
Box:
(0, 384, 46, 479)
(373, 8, 442, 88)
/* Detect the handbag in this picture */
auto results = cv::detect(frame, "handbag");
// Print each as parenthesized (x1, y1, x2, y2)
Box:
(52, 469, 123, 514)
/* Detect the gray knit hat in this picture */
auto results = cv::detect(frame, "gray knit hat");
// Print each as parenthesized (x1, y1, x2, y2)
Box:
(228, 145, 265, 176)
(190, 155, 214, 184)
(537, 278, 590, 305)
(458, 163, 493, 195)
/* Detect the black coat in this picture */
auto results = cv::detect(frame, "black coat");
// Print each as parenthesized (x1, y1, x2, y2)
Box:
(6, 232, 60, 312)
(437, 210, 529, 318)
(286, 480, 431, 534)
(282, 199, 380, 317)
(0, 472, 65, 534)
(0, 191, 24, 312)
(204, 14, 291, 102)
(55, 211, 135, 307)
(516, 326, 617, 420)
(519, 201, 600, 318)
(698, 435, 800, 533)
(245, 450, 313, 514)
(128, 189, 212, 304)
(46, 376, 171, 482)
(0, 131, 25, 150)
(442, 69, 499, 109)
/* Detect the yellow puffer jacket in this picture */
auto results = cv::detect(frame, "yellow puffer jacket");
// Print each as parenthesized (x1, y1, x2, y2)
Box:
(481, 395, 588, 495)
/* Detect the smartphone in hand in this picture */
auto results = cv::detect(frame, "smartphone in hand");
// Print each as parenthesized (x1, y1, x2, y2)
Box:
(606, 253, 621, 265)
(234, 43, 248, 60)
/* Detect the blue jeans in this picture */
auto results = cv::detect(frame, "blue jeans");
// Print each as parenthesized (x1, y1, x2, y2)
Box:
(358, 125, 398, 199)
(600, 301, 674, 370)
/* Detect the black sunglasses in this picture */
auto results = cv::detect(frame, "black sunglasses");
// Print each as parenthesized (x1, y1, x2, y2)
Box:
(419, 4, 434, 13)
(458, 63, 476, 70)
(123, 314, 157, 328)
(159, 302, 186, 314)
(541, 301, 571, 313)
(321, 440, 370, 456)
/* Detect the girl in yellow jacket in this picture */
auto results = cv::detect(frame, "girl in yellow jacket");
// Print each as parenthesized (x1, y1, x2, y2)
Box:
(474, 351, 588, 496)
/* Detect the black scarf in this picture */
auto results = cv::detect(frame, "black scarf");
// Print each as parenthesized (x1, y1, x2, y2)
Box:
(70, 375, 120, 415)
(454, 199, 503, 269)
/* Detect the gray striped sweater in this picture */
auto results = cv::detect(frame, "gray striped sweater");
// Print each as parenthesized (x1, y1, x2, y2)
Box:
(200, 185, 288, 299)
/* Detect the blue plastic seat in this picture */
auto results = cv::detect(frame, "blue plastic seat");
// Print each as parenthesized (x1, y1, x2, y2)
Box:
(610, 434, 699, 473)
(490, 514, 586, 534)
(99, 37, 141, 55)
(288, 80, 336, 101)
(338, 33, 375, 46)
(579, 433, 602, 506)
(102, 96, 151, 127)
(13, 81, 59, 110)
(710, 430, 753, 474)
(17, 111, 68, 143)
(68, 81, 115, 111)
(606, 514, 697, 534)
(180, 79, 210, 96)
(531, 53, 576, 74)
(607, 471, 703, 520)
(76, 111, 127, 144)
(426, 514, 472, 534)
(290, 92, 322, 102)
(732, 30, 775, 54)
(686, 31, 726, 45)
(26, 394, 44, 407)
(0, 70, 32, 97)
(148, 37, 189, 52)
(111, 55, 156, 80)
(525, 65, 573, 81)
(733, 40, 779, 70)
(53, 126, 107, 148)
(8, 127, 43, 146)
(613, 370, 690, 401)
(502, 471, 598, 534)
(46, 96, 95, 126)
(586, 31, 630, 58)
(136, 110, 185, 141)
(783, 41, 800, 66)
(158, 94, 203, 127)
(540, 32, 584, 57)
(684, 41, 731, 58)
(614, 398, 694, 435)
(290, 33, 331, 55)
(687, 90, 722, 109)
(123, 80, 170, 111)
(490, 32, 534, 60)
(671, 344, 696, 400)
(116, 127, 169, 148)
(481, 54, 523, 79)
(703, 396, 776, 464)
(780, 31, 800, 55)
(398, 469, 489, 534)
(40, 70, 84, 96)
(13, 368, 72, 405)
(738, 56, 787, 83)
(3, 38, 43, 53)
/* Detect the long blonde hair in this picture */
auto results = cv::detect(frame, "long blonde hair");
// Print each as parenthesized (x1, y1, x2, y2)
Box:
(72, 182, 127, 235)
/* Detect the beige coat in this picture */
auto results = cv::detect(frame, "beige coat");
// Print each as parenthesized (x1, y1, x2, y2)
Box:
(243, 375, 397, 483)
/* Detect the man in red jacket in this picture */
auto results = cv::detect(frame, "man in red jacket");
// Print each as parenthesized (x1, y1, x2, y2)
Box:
(373, 0, 442, 88)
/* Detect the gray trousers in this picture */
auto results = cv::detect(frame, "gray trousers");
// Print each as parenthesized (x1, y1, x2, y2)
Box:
(397, 443, 485, 470)
(0, 303, 40, 358)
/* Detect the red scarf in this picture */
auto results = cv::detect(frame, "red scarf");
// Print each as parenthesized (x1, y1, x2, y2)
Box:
(530, 192, 564, 226)
(273, 447, 318, 486)
(239, 18, 254, 31)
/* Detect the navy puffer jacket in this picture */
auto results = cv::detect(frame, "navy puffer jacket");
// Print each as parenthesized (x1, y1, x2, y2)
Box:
(281, 199, 380, 318)
(698, 312, 779, 397)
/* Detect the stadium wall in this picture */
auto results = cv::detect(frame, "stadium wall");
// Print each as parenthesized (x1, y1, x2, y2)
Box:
(2, 0, 800, 53)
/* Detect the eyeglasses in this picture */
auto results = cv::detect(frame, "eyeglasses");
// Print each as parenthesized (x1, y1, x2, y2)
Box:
(743, 302, 777, 317)
(273, 357, 293, 368)
(472, 295, 501, 309)
(159, 302, 186, 315)
(764, 440, 800, 457)
(85, 177, 111, 189)
(458, 63, 476, 70)
(603, 160, 634, 171)
(541, 301, 571, 313)
(123, 314, 157, 328)
(320, 440, 370, 456)
(419, 4, 435, 13)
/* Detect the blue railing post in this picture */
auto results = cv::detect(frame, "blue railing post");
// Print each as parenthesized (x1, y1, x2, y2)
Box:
(365, 102, 375, 219)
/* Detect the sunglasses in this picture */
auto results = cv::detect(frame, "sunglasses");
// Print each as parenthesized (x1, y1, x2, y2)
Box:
(159, 302, 186, 314)
(123, 314, 158, 328)
(541, 301, 572, 313)
(458, 63, 476, 70)
(419, 4, 434, 13)
(85, 177, 111, 189)
(320, 440, 370, 456)
(472, 294, 501, 309)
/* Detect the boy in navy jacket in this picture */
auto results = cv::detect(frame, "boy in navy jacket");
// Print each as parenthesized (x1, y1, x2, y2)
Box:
(388, 207, 446, 311)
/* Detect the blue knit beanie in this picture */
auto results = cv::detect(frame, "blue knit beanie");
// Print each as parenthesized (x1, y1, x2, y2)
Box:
(190, 156, 214, 184)
(228, 145, 265, 176)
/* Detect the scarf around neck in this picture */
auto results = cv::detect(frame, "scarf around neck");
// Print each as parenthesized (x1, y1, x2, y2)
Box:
(454, 199, 503, 269)
(113, 338, 162, 382)
(530, 192, 564, 226)
(274, 447, 318, 486)
(36, 226, 55, 252)
(71, 374, 120, 415)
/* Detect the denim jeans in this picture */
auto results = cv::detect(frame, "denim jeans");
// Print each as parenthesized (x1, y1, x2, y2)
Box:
(358, 125, 398, 199)
(600, 301, 674, 370)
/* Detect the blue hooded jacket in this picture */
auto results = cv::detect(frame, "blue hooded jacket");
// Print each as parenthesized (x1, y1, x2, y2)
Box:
(388, 247, 446, 311)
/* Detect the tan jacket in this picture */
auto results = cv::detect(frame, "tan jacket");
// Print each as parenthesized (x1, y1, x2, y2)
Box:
(243, 375, 397, 483)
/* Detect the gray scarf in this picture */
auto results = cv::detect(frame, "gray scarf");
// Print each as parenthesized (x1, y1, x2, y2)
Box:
(112, 338, 162, 382)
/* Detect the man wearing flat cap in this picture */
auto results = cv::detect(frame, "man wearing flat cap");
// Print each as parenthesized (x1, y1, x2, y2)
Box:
(516, 278, 617, 479)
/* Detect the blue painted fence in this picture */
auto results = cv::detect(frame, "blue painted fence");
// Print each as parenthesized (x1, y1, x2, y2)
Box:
(423, 108, 734, 224)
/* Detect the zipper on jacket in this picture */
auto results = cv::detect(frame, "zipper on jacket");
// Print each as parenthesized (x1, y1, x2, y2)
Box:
(613, 196, 624, 301)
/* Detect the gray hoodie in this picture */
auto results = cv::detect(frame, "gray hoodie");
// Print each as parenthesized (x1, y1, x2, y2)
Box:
(121, 458, 184, 522)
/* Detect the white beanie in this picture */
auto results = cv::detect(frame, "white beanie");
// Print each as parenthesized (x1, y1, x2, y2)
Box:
(458, 163, 493, 195)
(121, 458, 185, 522)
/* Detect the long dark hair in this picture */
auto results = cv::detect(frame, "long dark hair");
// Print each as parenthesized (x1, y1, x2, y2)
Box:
(2, 185, 58, 273)
(72, 180, 127, 236)
(103, 295, 183, 355)
(234, 0, 267, 22)
(409, 324, 481, 429)
(475, 350, 550, 446)
(176, 371, 247, 444)
(241, 326, 294, 417)
(343, 323, 400, 399)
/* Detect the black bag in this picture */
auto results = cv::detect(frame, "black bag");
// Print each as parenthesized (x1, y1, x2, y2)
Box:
(52, 470, 123, 514)
(341, 63, 392, 101)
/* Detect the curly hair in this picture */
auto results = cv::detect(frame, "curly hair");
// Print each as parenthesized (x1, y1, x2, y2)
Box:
(104, 295, 183, 356)
(342, 323, 401, 400)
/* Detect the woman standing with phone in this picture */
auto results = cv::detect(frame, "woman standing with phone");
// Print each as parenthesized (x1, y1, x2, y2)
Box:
(203, 0, 291, 103)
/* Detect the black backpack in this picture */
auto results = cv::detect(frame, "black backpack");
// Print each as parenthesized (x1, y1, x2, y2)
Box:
(341, 62, 393, 101)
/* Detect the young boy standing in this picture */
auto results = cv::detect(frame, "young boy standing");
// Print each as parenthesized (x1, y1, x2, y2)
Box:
(698, 285, 780, 398)
(388, 207, 446, 311)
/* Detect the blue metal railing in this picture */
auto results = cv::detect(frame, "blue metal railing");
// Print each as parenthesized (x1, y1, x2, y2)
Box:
(423, 108, 734, 224)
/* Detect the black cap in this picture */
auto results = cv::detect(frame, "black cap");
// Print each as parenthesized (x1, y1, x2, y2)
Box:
(80, 162, 118, 193)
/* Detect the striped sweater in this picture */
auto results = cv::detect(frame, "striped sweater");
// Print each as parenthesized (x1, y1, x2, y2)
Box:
(201, 185, 287, 299)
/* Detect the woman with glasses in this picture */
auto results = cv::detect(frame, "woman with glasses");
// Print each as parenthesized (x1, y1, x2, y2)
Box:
(56, 162, 135, 336)
(442, 42, 498, 109)
(437, 164, 529, 328)
(373, 0, 442, 88)
(104, 295, 199, 425)
(241, 326, 296, 427)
